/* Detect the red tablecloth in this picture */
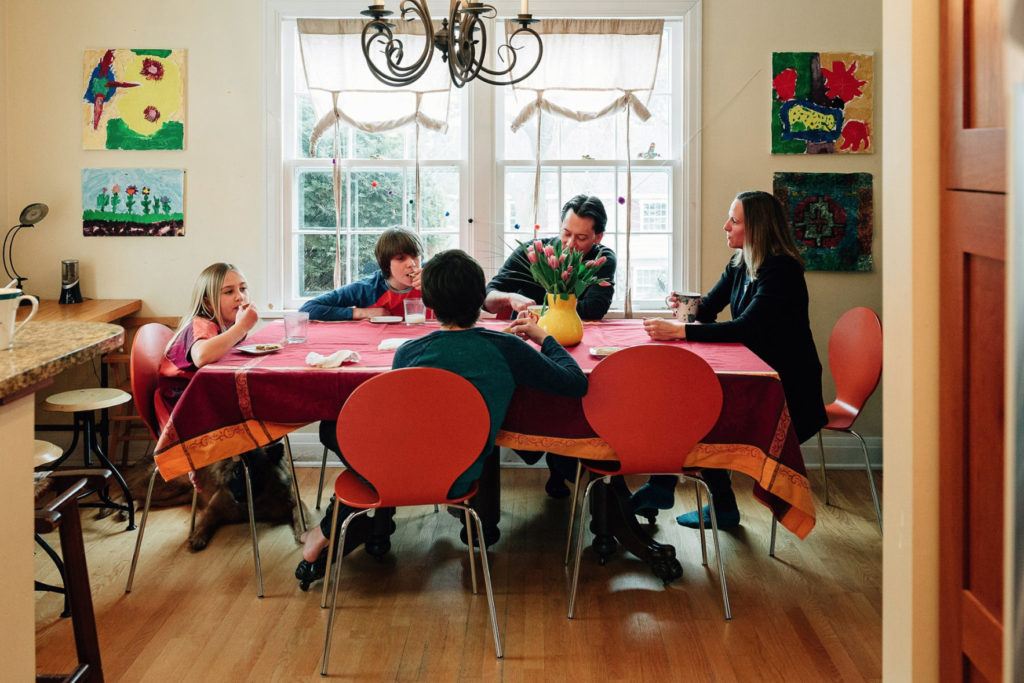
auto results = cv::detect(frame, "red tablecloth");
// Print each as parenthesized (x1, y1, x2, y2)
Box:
(154, 318, 815, 538)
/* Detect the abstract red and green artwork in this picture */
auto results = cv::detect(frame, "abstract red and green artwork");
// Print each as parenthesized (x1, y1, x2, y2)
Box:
(83, 49, 185, 150)
(773, 172, 873, 271)
(771, 51, 873, 154)
(82, 169, 185, 236)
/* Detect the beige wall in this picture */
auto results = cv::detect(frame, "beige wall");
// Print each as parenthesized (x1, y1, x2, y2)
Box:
(881, 0, 940, 679)
(0, 1, 8, 233)
(5, 0, 263, 315)
(703, 0, 883, 440)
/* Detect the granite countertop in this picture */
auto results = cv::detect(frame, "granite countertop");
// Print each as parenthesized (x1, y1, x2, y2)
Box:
(0, 321, 125, 400)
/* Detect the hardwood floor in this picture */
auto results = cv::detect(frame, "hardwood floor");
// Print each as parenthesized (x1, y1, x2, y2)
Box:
(34, 466, 881, 681)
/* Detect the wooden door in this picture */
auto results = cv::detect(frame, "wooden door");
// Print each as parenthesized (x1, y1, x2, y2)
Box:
(939, 0, 1007, 680)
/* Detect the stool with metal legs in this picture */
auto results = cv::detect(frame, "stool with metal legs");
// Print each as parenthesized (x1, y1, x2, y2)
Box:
(34, 440, 69, 617)
(42, 387, 135, 530)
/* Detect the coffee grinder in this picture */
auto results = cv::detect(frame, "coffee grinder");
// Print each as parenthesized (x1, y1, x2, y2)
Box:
(59, 259, 83, 304)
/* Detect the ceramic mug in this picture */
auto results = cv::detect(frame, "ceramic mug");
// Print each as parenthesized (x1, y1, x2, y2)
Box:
(666, 291, 701, 323)
(0, 288, 39, 350)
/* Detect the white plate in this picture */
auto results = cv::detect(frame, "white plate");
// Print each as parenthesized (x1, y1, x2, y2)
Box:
(589, 346, 623, 358)
(369, 316, 403, 324)
(237, 343, 283, 355)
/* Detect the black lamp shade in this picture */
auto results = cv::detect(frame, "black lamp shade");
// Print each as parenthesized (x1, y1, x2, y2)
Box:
(19, 203, 48, 226)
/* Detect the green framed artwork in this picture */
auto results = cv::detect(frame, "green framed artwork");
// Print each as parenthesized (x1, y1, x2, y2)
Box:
(83, 49, 186, 150)
(772, 51, 873, 154)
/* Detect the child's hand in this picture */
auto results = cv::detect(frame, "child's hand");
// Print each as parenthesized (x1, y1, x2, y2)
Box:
(235, 303, 259, 332)
(505, 316, 550, 345)
(355, 307, 388, 320)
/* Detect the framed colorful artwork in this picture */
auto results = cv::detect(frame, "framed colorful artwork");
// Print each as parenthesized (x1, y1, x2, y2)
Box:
(773, 172, 873, 271)
(771, 51, 873, 154)
(83, 49, 186, 150)
(82, 169, 185, 236)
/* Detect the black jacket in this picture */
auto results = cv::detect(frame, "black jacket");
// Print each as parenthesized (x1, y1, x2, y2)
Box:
(685, 254, 827, 442)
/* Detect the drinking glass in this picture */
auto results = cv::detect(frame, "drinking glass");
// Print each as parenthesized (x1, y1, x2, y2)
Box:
(284, 311, 310, 343)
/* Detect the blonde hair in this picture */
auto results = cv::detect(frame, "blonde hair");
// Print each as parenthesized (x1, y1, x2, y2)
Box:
(167, 262, 243, 351)
(730, 191, 804, 279)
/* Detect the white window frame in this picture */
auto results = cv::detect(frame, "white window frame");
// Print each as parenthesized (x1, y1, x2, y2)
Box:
(263, 0, 701, 313)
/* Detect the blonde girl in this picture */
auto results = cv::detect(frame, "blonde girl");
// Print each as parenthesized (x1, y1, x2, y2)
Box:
(159, 263, 259, 409)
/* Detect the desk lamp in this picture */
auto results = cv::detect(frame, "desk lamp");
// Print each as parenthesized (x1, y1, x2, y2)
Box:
(3, 203, 48, 301)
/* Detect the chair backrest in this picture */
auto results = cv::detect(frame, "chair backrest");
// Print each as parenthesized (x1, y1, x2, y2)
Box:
(130, 323, 174, 440)
(828, 307, 882, 414)
(582, 345, 723, 475)
(335, 367, 490, 507)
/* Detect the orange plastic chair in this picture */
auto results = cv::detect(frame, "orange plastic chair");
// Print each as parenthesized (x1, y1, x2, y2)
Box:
(817, 306, 883, 530)
(570, 345, 730, 620)
(320, 367, 501, 675)
(124, 323, 305, 597)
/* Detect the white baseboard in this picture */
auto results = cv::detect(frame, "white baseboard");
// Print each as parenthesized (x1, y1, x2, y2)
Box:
(288, 432, 883, 472)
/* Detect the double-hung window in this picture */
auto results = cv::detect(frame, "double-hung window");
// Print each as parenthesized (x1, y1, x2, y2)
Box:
(265, 1, 701, 314)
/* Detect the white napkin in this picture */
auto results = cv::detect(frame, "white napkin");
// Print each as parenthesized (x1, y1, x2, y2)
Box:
(378, 338, 411, 351)
(305, 349, 361, 368)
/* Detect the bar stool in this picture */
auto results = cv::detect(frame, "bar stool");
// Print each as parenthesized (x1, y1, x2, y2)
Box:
(42, 388, 136, 530)
(34, 440, 69, 618)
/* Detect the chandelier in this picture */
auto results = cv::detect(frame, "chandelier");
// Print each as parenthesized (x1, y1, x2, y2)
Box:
(361, 1, 542, 87)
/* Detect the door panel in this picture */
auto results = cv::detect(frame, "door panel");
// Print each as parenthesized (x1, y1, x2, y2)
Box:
(942, 0, 1006, 192)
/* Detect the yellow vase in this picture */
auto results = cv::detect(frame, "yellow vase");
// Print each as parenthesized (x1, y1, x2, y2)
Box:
(538, 293, 583, 347)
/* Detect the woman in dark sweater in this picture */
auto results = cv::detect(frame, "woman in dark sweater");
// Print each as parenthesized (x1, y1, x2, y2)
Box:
(637, 190, 827, 529)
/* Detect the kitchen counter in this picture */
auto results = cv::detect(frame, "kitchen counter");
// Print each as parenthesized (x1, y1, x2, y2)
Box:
(0, 320, 125, 680)
(0, 322, 125, 401)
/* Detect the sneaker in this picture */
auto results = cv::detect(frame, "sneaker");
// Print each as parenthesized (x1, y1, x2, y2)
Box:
(676, 504, 740, 530)
(629, 483, 675, 515)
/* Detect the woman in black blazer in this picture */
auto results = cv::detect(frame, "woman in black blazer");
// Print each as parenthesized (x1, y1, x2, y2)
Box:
(637, 190, 827, 528)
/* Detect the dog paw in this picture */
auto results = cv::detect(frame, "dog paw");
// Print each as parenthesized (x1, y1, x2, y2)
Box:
(188, 532, 211, 552)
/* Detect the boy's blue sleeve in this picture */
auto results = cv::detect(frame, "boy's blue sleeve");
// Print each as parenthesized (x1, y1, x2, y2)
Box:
(299, 274, 383, 321)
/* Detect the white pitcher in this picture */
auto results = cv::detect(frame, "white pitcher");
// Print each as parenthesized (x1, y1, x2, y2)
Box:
(0, 288, 38, 350)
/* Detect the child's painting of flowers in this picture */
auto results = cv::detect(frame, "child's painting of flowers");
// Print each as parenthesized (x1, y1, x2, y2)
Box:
(83, 49, 185, 150)
(771, 51, 873, 154)
(82, 168, 185, 236)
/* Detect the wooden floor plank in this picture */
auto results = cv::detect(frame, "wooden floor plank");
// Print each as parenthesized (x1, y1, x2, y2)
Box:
(35, 466, 881, 682)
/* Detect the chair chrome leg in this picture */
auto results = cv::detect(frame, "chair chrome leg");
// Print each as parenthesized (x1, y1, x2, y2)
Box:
(770, 517, 777, 557)
(568, 477, 603, 619)
(322, 511, 364, 676)
(315, 446, 329, 510)
(239, 458, 263, 598)
(563, 460, 583, 566)
(851, 428, 882, 532)
(692, 478, 731, 620)
(816, 431, 831, 505)
(320, 500, 343, 609)
(281, 436, 306, 531)
(469, 508, 503, 658)
(125, 465, 158, 593)
(464, 506, 478, 594)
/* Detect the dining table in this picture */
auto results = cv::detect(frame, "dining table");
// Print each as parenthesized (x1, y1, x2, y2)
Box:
(153, 318, 815, 582)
